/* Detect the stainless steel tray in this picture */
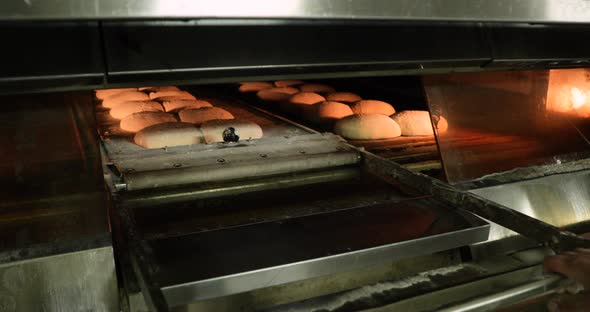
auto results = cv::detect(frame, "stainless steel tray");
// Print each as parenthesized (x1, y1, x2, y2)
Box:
(141, 197, 489, 306)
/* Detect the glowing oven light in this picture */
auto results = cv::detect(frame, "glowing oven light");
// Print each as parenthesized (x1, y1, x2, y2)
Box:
(571, 87, 587, 109)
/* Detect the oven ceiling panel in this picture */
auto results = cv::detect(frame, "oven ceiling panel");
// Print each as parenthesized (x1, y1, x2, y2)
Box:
(0, 22, 105, 93)
(486, 24, 590, 69)
(101, 21, 490, 84)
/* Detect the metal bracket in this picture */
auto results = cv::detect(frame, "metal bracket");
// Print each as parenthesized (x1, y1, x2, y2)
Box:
(361, 150, 590, 252)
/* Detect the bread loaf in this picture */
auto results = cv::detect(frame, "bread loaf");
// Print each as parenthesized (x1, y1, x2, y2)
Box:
(138, 86, 180, 92)
(134, 122, 203, 148)
(350, 100, 395, 116)
(283, 92, 325, 115)
(314, 101, 354, 124)
(163, 100, 213, 113)
(239, 82, 274, 93)
(334, 114, 401, 140)
(390, 110, 446, 136)
(149, 90, 196, 101)
(325, 92, 362, 103)
(109, 101, 164, 119)
(178, 107, 234, 125)
(95, 88, 137, 100)
(256, 87, 299, 102)
(102, 91, 150, 108)
(299, 84, 336, 93)
(120, 112, 177, 133)
(274, 80, 304, 87)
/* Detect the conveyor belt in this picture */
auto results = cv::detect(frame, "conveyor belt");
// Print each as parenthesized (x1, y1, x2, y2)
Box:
(95, 91, 361, 191)
(228, 85, 443, 173)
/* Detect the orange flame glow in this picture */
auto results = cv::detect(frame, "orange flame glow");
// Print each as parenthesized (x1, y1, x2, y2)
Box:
(571, 87, 587, 109)
(546, 69, 590, 117)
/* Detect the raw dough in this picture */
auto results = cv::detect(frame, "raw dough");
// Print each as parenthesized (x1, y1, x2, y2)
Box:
(102, 91, 150, 108)
(256, 87, 299, 102)
(350, 100, 396, 116)
(138, 86, 180, 92)
(239, 82, 274, 93)
(315, 101, 354, 124)
(120, 112, 177, 133)
(149, 90, 196, 101)
(334, 114, 401, 140)
(299, 84, 336, 93)
(109, 100, 164, 119)
(390, 110, 447, 136)
(163, 99, 213, 112)
(200, 119, 263, 143)
(283, 92, 326, 115)
(274, 80, 305, 87)
(134, 122, 203, 148)
(325, 92, 362, 103)
(95, 88, 137, 100)
(178, 107, 234, 125)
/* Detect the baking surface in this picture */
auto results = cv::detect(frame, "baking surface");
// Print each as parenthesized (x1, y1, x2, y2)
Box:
(96, 92, 311, 161)
(231, 81, 442, 171)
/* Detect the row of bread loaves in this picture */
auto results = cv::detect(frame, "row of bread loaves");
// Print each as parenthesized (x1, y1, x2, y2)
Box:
(237, 81, 449, 140)
(95, 87, 263, 148)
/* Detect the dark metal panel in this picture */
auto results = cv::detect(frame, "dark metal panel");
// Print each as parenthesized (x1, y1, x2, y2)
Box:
(144, 198, 488, 304)
(102, 22, 490, 84)
(486, 24, 590, 69)
(0, 91, 109, 252)
(0, 22, 105, 93)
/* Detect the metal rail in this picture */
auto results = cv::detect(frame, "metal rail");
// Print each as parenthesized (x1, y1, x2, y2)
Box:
(2, 0, 590, 23)
(361, 150, 590, 252)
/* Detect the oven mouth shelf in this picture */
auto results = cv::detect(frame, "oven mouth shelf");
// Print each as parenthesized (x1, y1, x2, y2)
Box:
(142, 198, 489, 305)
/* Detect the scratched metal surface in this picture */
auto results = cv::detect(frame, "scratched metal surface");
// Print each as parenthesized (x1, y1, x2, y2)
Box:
(470, 169, 590, 242)
(0, 247, 118, 312)
(1, 0, 590, 23)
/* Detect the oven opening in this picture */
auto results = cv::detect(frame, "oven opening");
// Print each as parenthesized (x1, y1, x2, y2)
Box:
(4, 68, 590, 309)
(95, 68, 590, 189)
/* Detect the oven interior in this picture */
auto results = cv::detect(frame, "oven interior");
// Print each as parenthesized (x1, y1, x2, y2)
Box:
(4, 64, 590, 310)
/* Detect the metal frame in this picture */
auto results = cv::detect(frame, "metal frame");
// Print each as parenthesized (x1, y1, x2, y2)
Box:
(2, 0, 590, 23)
(159, 223, 488, 306)
(360, 150, 590, 252)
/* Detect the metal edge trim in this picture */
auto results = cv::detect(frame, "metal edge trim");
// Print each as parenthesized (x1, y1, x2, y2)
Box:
(159, 224, 489, 305)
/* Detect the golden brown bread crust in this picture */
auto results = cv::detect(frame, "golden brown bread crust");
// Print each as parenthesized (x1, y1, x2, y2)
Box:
(120, 112, 177, 133)
(95, 88, 137, 100)
(256, 87, 299, 102)
(333, 114, 401, 140)
(149, 90, 196, 101)
(391, 110, 448, 136)
(288, 92, 326, 105)
(350, 100, 396, 116)
(325, 92, 362, 103)
(138, 86, 180, 92)
(163, 100, 213, 112)
(299, 84, 336, 93)
(316, 101, 354, 121)
(102, 91, 150, 108)
(239, 82, 274, 93)
(274, 80, 305, 87)
(178, 107, 234, 125)
(134, 122, 203, 148)
(109, 100, 164, 119)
